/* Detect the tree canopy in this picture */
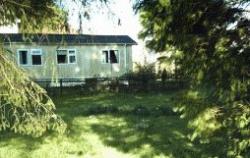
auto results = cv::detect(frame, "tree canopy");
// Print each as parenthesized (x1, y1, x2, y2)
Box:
(134, 0, 250, 157)
(0, 0, 109, 33)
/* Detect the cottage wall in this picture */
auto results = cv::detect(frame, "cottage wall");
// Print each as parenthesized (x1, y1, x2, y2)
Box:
(4, 43, 133, 80)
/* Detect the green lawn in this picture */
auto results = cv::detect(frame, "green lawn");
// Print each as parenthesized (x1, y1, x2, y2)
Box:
(0, 92, 222, 158)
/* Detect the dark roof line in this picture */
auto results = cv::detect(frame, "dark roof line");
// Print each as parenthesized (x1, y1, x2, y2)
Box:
(0, 33, 137, 45)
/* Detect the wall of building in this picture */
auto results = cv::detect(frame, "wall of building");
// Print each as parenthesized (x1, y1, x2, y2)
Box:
(4, 43, 133, 80)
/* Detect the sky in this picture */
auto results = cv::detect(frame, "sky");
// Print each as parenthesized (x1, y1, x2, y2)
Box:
(67, 0, 140, 38)
(65, 0, 150, 64)
(0, 0, 151, 64)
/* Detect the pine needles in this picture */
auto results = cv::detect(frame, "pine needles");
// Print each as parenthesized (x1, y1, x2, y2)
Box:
(0, 47, 66, 136)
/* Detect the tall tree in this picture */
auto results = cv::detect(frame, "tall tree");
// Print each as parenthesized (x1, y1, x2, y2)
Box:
(134, 0, 250, 157)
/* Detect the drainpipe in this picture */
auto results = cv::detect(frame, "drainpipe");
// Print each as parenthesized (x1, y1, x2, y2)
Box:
(124, 43, 127, 73)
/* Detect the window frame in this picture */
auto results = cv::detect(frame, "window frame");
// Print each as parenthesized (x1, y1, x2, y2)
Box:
(56, 49, 68, 65)
(101, 50, 120, 64)
(110, 50, 119, 64)
(68, 49, 77, 64)
(56, 49, 77, 65)
(17, 49, 29, 66)
(30, 49, 43, 66)
(102, 50, 109, 64)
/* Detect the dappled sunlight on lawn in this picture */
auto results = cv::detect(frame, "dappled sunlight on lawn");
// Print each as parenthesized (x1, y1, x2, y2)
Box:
(0, 92, 222, 158)
(87, 115, 200, 158)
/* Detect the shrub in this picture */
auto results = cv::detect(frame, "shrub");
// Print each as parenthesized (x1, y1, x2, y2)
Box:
(122, 63, 156, 91)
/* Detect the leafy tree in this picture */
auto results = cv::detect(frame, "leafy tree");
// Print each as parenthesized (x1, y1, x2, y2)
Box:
(134, 0, 250, 157)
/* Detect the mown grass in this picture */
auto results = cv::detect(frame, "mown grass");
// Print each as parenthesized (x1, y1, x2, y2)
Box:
(0, 92, 223, 158)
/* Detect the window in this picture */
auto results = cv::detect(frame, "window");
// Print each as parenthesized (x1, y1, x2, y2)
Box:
(68, 49, 76, 64)
(18, 50, 28, 65)
(57, 50, 68, 64)
(102, 51, 109, 63)
(31, 49, 42, 65)
(110, 50, 119, 63)
(17, 49, 43, 66)
(102, 50, 119, 64)
(57, 49, 77, 64)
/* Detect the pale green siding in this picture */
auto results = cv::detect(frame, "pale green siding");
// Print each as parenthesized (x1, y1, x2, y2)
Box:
(4, 43, 133, 80)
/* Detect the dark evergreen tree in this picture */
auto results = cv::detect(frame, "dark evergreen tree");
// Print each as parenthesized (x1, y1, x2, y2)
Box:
(134, 0, 250, 157)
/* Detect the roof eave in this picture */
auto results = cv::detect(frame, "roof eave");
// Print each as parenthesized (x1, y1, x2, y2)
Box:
(2, 41, 138, 45)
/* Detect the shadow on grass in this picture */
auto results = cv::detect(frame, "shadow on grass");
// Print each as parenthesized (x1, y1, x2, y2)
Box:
(0, 130, 59, 157)
(0, 131, 41, 149)
(91, 115, 226, 158)
(91, 116, 197, 158)
(54, 92, 176, 116)
(53, 92, 225, 158)
(53, 92, 177, 134)
(0, 92, 225, 158)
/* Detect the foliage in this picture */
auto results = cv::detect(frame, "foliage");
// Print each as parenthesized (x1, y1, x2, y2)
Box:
(0, 0, 109, 33)
(0, 48, 66, 136)
(0, 0, 66, 33)
(125, 63, 156, 83)
(134, 0, 250, 157)
(121, 63, 156, 91)
(174, 91, 250, 157)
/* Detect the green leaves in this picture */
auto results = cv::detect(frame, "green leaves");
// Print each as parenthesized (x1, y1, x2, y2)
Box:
(188, 107, 222, 141)
(0, 48, 66, 137)
(134, 0, 250, 156)
(0, 0, 55, 27)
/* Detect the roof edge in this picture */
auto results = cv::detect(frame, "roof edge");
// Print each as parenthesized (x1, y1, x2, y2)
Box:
(0, 33, 137, 45)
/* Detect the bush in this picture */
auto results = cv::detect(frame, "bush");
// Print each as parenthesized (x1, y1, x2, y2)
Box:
(122, 63, 156, 91)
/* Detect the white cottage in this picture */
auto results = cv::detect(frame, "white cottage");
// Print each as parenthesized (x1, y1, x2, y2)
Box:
(1, 33, 137, 81)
